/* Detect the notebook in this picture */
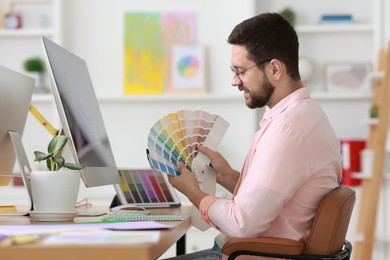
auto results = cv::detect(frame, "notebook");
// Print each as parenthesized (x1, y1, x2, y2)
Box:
(113, 169, 181, 209)
(103, 211, 182, 222)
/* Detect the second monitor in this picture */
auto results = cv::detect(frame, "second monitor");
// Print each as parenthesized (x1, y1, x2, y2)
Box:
(41, 36, 120, 187)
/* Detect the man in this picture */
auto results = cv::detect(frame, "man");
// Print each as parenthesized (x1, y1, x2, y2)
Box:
(167, 12, 342, 259)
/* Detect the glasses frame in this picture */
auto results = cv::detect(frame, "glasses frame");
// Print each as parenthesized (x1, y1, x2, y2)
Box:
(230, 58, 272, 83)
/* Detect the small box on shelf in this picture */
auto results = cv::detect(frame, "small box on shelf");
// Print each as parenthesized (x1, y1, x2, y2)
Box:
(341, 139, 366, 186)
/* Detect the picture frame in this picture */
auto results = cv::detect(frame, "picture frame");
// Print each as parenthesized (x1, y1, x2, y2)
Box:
(324, 62, 372, 92)
(170, 45, 206, 93)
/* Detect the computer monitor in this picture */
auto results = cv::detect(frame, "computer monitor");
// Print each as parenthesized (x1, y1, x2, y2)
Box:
(41, 36, 120, 187)
(0, 65, 34, 186)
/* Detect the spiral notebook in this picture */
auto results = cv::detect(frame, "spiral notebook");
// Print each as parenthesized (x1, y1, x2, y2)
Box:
(103, 213, 182, 222)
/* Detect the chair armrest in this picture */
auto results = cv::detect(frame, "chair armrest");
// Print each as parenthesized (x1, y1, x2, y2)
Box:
(222, 237, 305, 256)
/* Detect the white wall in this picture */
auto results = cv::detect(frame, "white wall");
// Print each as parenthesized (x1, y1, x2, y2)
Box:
(61, 0, 256, 96)
(256, 0, 372, 24)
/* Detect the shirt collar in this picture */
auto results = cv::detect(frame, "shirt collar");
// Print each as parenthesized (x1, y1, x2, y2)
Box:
(260, 87, 310, 128)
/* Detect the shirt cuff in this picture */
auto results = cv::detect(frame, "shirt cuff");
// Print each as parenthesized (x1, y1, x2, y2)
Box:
(199, 195, 219, 226)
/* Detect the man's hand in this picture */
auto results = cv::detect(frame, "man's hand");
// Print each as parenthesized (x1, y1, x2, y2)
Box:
(168, 162, 208, 208)
(168, 162, 200, 196)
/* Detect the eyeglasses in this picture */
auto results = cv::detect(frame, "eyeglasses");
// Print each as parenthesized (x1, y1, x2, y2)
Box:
(230, 58, 272, 83)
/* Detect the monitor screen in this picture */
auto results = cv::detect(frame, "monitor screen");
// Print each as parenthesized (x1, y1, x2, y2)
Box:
(0, 65, 34, 186)
(41, 36, 120, 187)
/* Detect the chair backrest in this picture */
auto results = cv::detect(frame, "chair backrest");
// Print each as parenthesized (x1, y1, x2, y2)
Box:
(304, 185, 356, 255)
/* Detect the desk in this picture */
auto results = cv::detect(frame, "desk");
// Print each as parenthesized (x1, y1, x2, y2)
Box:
(0, 206, 192, 260)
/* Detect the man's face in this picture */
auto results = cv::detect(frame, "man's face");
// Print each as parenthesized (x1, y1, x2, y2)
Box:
(230, 45, 274, 109)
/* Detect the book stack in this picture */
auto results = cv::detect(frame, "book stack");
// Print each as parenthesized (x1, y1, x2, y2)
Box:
(320, 14, 353, 24)
(0, 204, 17, 213)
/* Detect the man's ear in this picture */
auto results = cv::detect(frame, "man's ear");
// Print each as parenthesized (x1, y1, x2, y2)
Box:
(269, 59, 284, 80)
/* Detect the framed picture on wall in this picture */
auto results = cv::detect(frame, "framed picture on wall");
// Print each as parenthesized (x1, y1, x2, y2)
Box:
(170, 45, 206, 93)
(324, 62, 372, 92)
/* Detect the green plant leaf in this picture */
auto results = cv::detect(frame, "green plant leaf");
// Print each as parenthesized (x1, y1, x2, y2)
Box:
(33, 151, 53, 162)
(47, 159, 53, 171)
(53, 156, 65, 169)
(48, 136, 68, 157)
(64, 162, 85, 170)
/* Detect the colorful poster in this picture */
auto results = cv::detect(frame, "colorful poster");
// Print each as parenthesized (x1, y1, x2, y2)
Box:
(124, 13, 164, 94)
(161, 12, 196, 92)
(124, 12, 196, 94)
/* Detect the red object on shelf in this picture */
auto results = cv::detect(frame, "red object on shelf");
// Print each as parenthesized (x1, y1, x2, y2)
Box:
(340, 139, 366, 186)
(13, 176, 24, 186)
(4, 13, 22, 29)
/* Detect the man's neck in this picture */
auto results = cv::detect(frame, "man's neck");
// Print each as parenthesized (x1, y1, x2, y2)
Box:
(267, 80, 304, 108)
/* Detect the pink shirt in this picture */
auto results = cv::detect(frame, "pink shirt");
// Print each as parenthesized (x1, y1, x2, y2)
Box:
(199, 87, 342, 257)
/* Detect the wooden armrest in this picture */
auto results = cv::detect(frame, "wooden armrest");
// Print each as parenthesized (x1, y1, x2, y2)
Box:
(222, 237, 305, 256)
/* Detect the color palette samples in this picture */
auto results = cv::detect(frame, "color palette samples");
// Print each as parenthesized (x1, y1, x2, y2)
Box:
(171, 45, 205, 92)
(118, 169, 175, 204)
(147, 110, 229, 176)
(177, 56, 199, 78)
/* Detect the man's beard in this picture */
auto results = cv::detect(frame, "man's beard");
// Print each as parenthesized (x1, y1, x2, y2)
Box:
(246, 74, 275, 109)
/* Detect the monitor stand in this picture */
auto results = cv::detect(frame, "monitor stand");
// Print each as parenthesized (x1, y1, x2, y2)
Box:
(0, 131, 33, 215)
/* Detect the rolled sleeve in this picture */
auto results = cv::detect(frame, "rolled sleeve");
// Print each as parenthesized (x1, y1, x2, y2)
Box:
(199, 195, 219, 227)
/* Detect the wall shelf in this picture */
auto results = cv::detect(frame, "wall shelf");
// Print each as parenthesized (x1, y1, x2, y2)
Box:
(32, 93, 245, 103)
(352, 172, 390, 179)
(296, 24, 374, 34)
(32, 92, 373, 104)
(31, 94, 55, 103)
(96, 93, 245, 103)
(311, 91, 372, 100)
(0, 29, 55, 37)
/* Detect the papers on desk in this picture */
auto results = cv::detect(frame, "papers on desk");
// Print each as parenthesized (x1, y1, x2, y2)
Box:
(0, 221, 174, 235)
(43, 230, 160, 245)
(0, 221, 173, 245)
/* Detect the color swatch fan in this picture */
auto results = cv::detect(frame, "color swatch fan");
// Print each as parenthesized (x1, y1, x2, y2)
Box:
(147, 110, 229, 178)
(147, 110, 229, 231)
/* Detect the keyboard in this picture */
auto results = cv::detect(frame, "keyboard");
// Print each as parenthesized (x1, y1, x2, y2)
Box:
(102, 209, 182, 221)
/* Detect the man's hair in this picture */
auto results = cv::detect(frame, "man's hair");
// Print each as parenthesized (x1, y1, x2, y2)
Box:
(228, 13, 300, 81)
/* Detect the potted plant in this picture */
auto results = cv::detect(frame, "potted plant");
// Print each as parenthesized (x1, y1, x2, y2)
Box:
(30, 135, 84, 220)
(23, 57, 46, 92)
(34, 135, 84, 171)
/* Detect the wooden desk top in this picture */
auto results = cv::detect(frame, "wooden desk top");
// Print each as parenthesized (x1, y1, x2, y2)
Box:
(0, 206, 192, 260)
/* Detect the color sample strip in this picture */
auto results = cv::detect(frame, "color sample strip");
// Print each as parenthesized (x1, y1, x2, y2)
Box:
(138, 170, 158, 203)
(119, 173, 134, 204)
(147, 170, 167, 202)
(121, 170, 141, 203)
(155, 172, 174, 202)
(130, 171, 149, 203)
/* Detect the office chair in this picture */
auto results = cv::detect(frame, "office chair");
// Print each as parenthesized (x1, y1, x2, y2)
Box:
(222, 185, 356, 260)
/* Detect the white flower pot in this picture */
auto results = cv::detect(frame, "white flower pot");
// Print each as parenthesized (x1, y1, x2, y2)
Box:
(31, 170, 80, 212)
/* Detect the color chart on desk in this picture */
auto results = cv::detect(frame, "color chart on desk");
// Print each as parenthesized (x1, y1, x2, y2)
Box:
(147, 110, 229, 176)
(118, 169, 175, 204)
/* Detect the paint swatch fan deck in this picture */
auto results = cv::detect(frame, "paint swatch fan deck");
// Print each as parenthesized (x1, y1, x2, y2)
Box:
(147, 110, 229, 230)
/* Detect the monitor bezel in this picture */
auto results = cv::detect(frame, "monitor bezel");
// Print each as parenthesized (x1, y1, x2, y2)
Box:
(41, 36, 120, 187)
